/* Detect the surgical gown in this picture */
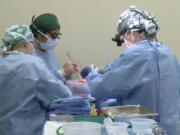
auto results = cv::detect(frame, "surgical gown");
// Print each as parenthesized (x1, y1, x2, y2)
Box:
(87, 40, 180, 135)
(35, 49, 60, 71)
(34, 49, 65, 82)
(0, 53, 72, 135)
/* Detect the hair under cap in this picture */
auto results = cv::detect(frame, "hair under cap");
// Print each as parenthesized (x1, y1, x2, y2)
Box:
(30, 13, 60, 36)
(0, 24, 34, 53)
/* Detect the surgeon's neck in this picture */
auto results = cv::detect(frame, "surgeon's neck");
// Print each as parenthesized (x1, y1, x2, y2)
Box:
(15, 47, 30, 54)
(9, 43, 32, 54)
(132, 38, 145, 45)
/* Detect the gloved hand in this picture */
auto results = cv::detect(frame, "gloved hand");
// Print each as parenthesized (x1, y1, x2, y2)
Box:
(61, 61, 81, 78)
(80, 66, 92, 79)
(80, 64, 105, 79)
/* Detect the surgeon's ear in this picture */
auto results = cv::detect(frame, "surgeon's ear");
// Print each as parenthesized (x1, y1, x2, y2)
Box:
(36, 34, 43, 40)
(37, 33, 44, 38)
(23, 42, 31, 49)
(36, 33, 48, 43)
(23, 42, 28, 48)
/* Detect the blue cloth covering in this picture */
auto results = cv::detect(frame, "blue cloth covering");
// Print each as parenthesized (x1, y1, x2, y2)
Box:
(51, 106, 91, 115)
(87, 40, 180, 135)
(53, 70, 66, 83)
(51, 97, 90, 108)
(50, 97, 91, 115)
(95, 99, 118, 109)
(0, 53, 72, 135)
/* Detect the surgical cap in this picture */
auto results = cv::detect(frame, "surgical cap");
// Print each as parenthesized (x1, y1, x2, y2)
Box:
(0, 24, 34, 52)
(117, 6, 159, 38)
(30, 13, 60, 35)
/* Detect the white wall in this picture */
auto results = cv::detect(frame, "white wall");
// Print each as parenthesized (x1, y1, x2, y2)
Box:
(0, 0, 180, 68)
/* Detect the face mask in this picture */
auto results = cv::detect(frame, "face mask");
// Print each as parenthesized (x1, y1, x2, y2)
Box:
(40, 37, 58, 51)
(124, 38, 131, 48)
(38, 32, 59, 51)
(123, 31, 134, 48)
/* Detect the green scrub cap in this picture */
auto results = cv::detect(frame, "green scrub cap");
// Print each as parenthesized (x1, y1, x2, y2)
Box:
(0, 24, 34, 53)
(30, 13, 60, 36)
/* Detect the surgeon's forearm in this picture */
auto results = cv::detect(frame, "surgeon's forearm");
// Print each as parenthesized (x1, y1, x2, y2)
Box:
(58, 69, 72, 84)
(60, 69, 72, 79)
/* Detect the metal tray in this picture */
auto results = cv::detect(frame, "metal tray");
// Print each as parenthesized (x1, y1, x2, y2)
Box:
(102, 105, 158, 119)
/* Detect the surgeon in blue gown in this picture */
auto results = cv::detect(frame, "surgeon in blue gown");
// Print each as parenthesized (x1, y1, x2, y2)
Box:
(0, 25, 72, 135)
(29, 13, 80, 83)
(87, 6, 180, 135)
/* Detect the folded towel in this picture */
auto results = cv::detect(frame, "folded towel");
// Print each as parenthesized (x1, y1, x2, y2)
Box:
(50, 97, 91, 115)
(50, 105, 91, 115)
(51, 97, 89, 109)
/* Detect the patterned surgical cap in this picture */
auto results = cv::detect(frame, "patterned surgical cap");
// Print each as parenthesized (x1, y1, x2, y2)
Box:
(117, 5, 159, 38)
(0, 24, 34, 52)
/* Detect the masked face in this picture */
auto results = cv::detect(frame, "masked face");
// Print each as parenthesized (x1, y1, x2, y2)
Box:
(37, 30, 59, 51)
(40, 37, 59, 51)
(124, 38, 131, 48)
(123, 31, 135, 48)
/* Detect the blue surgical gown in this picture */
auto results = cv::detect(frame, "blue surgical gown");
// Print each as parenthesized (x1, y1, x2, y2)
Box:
(0, 53, 72, 135)
(87, 40, 180, 135)
(34, 49, 65, 82)
(35, 49, 60, 71)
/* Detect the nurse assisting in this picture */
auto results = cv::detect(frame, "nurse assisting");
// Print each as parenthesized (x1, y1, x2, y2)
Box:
(29, 13, 80, 83)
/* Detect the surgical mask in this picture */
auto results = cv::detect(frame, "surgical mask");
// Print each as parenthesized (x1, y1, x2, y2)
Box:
(123, 31, 135, 48)
(40, 38, 58, 51)
(124, 38, 131, 48)
(38, 31, 59, 51)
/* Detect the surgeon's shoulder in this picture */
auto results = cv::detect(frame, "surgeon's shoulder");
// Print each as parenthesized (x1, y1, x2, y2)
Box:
(121, 46, 138, 57)
(21, 54, 47, 68)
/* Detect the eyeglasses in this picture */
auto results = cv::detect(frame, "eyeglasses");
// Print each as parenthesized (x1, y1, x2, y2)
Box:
(48, 32, 62, 39)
